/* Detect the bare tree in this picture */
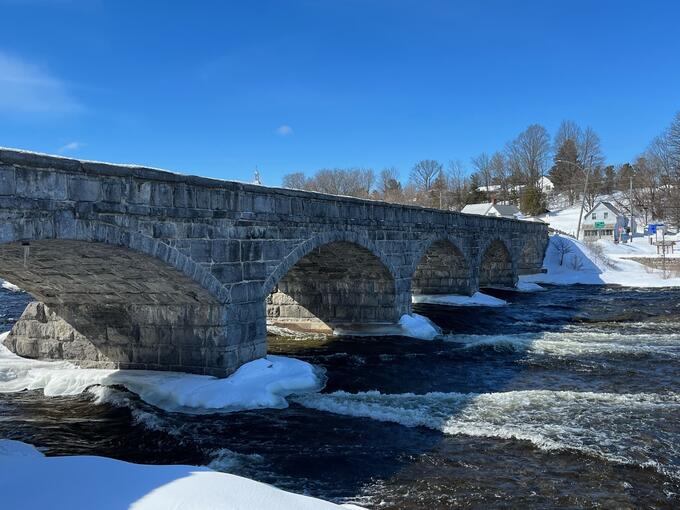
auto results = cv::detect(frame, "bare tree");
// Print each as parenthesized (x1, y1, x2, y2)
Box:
(447, 160, 470, 211)
(489, 152, 508, 203)
(471, 153, 493, 192)
(554, 120, 582, 151)
(506, 124, 551, 188)
(409, 159, 443, 192)
(282, 172, 308, 190)
(551, 236, 573, 266)
(374, 167, 402, 203)
(284, 168, 375, 198)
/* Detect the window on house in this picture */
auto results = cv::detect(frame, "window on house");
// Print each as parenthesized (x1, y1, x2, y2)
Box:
(592, 213, 597, 219)
(604, 212, 609, 219)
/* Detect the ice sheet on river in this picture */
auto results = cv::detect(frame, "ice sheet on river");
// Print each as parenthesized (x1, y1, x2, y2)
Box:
(0, 439, 363, 510)
(412, 291, 508, 307)
(0, 279, 21, 292)
(0, 332, 325, 414)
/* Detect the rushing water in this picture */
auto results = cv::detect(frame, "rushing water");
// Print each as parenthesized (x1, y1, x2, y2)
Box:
(1, 284, 680, 508)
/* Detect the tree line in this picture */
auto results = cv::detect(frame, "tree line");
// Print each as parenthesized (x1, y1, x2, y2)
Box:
(280, 111, 680, 226)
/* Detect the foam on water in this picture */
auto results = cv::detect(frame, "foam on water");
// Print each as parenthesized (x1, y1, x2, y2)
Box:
(294, 389, 680, 479)
(444, 330, 680, 357)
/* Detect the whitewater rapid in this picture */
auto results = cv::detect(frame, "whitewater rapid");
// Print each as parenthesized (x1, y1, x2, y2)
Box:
(293, 388, 680, 479)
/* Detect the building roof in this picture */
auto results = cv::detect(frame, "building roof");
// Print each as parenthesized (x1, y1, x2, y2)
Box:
(491, 203, 521, 216)
(584, 201, 623, 218)
(461, 202, 520, 218)
(461, 203, 492, 215)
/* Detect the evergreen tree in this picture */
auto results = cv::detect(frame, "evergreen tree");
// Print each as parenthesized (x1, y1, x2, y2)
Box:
(602, 165, 616, 194)
(465, 173, 486, 204)
(549, 138, 579, 204)
(520, 185, 547, 216)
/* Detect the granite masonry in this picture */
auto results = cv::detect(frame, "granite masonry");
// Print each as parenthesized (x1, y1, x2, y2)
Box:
(0, 148, 548, 376)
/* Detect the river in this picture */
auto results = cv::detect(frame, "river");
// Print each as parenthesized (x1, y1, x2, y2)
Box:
(1, 284, 679, 508)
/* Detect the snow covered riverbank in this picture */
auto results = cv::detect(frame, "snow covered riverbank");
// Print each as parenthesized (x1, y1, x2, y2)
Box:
(0, 439, 363, 510)
(523, 235, 680, 288)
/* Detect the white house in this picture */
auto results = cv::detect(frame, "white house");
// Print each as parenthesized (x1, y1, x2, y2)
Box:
(538, 176, 554, 192)
(581, 201, 633, 241)
(461, 202, 521, 219)
(476, 177, 553, 194)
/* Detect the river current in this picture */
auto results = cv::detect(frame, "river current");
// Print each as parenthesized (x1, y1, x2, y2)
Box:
(1, 284, 679, 508)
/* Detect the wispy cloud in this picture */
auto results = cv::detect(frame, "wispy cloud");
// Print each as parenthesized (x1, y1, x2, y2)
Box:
(57, 141, 85, 154)
(276, 125, 293, 136)
(0, 51, 82, 115)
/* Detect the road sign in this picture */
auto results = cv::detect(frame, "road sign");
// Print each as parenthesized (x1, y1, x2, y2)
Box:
(594, 221, 605, 229)
(649, 224, 657, 234)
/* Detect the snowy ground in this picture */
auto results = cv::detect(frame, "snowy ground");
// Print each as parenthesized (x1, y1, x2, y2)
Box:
(0, 439, 362, 510)
(522, 235, 680, 287)
(532, 199, 680, 287)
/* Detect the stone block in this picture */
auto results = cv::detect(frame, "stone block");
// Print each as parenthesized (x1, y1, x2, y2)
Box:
(0, 166, 16, 195)
(68, 177, 101, 202)
(211, 240, 241, 263)
(15, 167, 67, 199)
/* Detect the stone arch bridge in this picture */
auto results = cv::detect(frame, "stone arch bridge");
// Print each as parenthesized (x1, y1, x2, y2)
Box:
(0, 149, 548, 376)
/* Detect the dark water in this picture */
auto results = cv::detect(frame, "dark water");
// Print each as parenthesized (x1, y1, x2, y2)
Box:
(2, 284, 680, 508)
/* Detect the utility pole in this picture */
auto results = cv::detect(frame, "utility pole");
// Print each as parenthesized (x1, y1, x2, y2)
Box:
(662, 226, 667, 279)
(556, 158, 591, 241)
(577, 169, 590, 241)
(629, 175, 634, 243)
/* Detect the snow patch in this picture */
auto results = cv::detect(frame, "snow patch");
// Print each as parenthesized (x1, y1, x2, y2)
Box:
(1, 280, 21, 292)
(0, 439, 44, 458)
(0, 333, 325, 414)
(398, 313, 441, 340)
(514, 281, 545, 292)
(413, 291, 507, 307)
(0, 440, 362, 510)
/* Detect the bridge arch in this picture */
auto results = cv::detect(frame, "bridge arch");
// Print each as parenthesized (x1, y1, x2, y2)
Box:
(410, 237, 472, 296)
(264, 232, 401, 333)
(478, 238, 517, 289)
(0, 222, 233, 375)
(2, 220, 227, 302)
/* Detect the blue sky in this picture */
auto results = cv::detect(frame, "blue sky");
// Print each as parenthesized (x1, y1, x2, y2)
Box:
(1, 0, 679, 185)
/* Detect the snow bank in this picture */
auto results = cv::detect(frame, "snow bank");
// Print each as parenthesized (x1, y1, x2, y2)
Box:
(413, 291, 507, 307)
(0, 439, 361, 510)
(398, 313, 441, 340)
(1, 279, 21, 292)
(514, 281, 545, 292)
(0, 333, 324, 414)
(523, 235, 680, 288)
